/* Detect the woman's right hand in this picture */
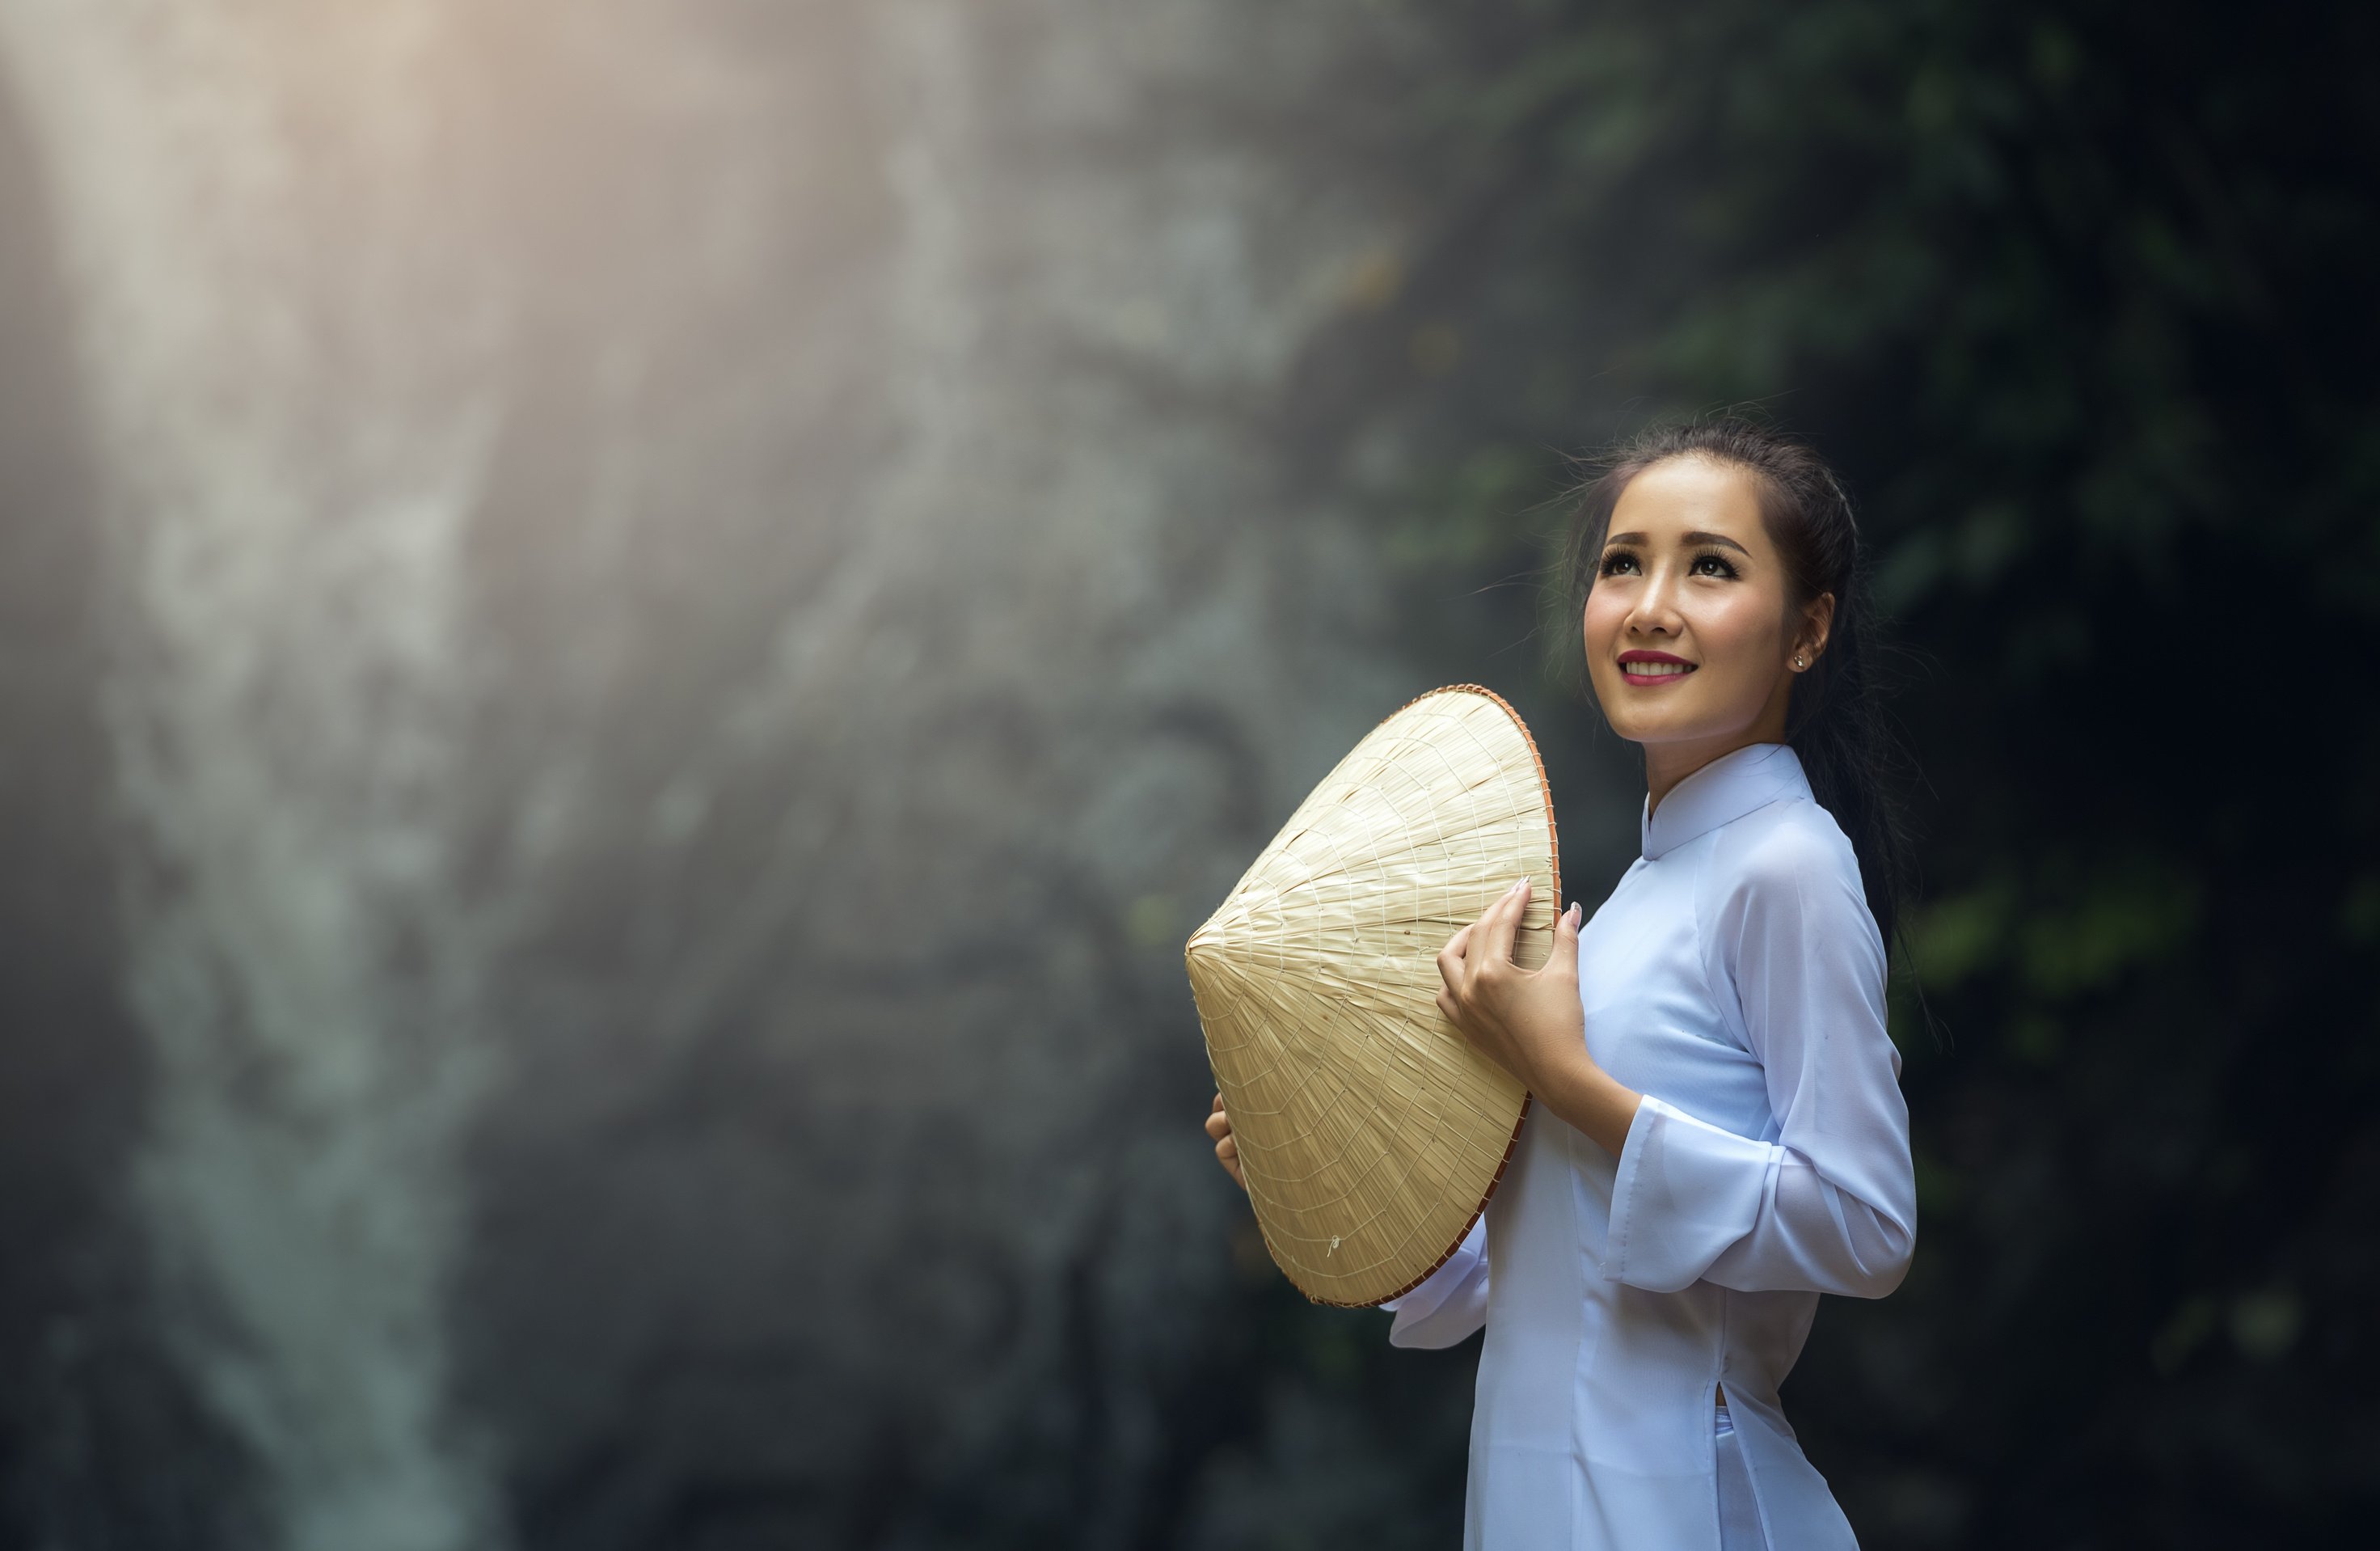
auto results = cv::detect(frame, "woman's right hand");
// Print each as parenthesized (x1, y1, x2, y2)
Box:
(1205, 1092, 1246, 1190)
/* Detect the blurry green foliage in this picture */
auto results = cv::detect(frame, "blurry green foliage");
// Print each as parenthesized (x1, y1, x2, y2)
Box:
(1911, 857, 2203, 1002)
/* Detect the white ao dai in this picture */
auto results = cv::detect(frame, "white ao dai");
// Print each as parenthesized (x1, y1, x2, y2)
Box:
(1385, 742, 1916, 1550)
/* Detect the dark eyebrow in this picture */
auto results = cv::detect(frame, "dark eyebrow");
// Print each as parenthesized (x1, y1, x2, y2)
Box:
(1601, 529, 1752, 556)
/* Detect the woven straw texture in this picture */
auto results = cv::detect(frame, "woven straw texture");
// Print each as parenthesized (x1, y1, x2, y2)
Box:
(1185, 686, 1557, 1306)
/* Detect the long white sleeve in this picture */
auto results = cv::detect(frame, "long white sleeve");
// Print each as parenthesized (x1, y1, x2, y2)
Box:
(1382, 1216, 1489, 1348)
(1601, 822, 1915, 1298)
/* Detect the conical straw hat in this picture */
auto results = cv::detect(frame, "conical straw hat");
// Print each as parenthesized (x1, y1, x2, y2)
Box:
(1185, 685, 1557, 1307)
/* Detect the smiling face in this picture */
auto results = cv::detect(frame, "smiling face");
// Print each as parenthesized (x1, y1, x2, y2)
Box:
(1581, 455, 1833, 781)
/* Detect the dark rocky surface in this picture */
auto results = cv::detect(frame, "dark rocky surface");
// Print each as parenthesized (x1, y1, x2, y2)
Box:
(0, 5, 1632, 1547)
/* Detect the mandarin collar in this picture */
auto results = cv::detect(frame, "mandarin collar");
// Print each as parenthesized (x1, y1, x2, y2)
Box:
(1639, 742, 1811, 860)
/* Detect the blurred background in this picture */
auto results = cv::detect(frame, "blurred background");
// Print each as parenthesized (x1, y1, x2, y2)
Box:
(0, 2, 2373, 1547)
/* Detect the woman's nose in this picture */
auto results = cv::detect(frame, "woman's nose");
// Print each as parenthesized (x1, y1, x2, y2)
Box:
(1626, 570, 1685, 635)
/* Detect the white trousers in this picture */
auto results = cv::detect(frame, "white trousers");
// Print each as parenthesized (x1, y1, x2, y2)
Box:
(1714, 1405, 1768, 1551)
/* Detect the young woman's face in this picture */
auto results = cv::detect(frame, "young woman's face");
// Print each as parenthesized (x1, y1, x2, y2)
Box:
(1581, 455, 1828, 755)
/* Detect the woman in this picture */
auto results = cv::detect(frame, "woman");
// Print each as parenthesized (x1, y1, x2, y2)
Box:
(1206, 420, 1918, 1549)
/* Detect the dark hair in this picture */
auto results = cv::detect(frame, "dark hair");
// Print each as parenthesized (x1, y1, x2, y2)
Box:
(1555, 416, 1914, 949)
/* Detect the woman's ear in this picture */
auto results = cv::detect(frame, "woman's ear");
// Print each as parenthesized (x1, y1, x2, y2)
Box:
(1796, 592, 1837, 665)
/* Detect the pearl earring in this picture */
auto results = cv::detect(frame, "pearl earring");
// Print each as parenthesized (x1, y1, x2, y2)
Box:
(1792, 655, 1806, 670)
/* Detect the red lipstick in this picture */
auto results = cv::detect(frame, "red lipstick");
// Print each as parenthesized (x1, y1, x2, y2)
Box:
(1616, 649, 1696, 687)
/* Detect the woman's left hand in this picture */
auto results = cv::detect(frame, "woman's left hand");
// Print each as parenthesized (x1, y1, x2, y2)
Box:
(1435, 878, 1585, 1091)
(1437, 879, 1643, 1155)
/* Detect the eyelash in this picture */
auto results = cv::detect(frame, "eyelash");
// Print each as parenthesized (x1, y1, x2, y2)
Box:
(1597, 549, 1741, 580)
